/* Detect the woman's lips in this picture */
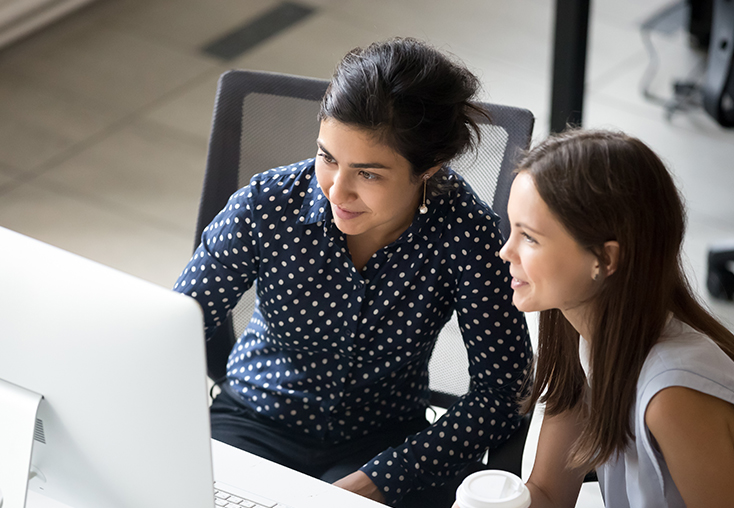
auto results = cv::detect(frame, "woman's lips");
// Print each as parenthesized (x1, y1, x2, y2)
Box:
(333, 204, 364, 220)
(510, 277, 528, 290)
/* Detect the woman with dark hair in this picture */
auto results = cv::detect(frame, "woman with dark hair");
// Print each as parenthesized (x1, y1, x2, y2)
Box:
(174, 38, 532, 507)
(498, 129, 734, 507)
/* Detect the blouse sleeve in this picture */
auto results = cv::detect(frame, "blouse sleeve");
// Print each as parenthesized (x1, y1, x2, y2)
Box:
(172, 185, 261, 340)
(360, 209, 533, 504)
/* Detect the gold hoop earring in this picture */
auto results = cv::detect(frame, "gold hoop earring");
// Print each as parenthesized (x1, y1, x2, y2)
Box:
(419, 176, 428, 214)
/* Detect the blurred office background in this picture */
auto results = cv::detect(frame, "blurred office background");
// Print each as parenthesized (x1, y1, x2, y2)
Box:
(1, 0, 733, 505)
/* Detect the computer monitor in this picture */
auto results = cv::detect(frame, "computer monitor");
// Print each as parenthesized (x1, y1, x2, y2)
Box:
(0, 226, 215, 508)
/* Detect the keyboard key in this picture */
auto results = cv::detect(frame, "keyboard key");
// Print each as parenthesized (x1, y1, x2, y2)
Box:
(213, 482, 284, 508)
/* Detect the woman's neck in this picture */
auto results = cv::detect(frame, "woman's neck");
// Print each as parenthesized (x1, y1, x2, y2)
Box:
(346, 194, 421, 271)
(347, 227, 405, 272)
(562, 307, 594, 343)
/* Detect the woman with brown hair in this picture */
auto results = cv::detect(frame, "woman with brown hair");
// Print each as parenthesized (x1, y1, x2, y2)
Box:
(499, 129, 734, 507)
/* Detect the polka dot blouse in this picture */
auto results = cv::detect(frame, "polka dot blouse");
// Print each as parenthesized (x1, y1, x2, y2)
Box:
(174, 159, 533, 504)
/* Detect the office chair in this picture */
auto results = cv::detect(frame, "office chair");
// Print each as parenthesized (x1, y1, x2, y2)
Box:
(193, 69, 536, 477)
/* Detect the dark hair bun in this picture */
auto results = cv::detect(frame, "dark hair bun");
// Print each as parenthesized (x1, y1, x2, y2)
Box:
(319, 37, 486, 179)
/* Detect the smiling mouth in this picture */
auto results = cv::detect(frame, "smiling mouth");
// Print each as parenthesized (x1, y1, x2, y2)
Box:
(510, 277, 528, 289)
(333, 204, 364, 220)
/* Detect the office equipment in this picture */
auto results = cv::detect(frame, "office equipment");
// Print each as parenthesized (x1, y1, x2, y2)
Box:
(210, 440, 384, 508)
(192, 69, 535, 482)
(550, 1, 732, 128)
(0, 226, 213, 508)
(0, 226, 385, 508)
(638, 1, 706, 119)
(23, 438, 385, 508)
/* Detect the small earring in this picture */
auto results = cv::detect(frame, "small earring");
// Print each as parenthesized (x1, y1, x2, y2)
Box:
(419, 175, 429, 214)
(593, 268, 600, 281)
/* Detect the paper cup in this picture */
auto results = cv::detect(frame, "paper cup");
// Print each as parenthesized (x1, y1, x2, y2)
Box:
(455, 470, 531, 508)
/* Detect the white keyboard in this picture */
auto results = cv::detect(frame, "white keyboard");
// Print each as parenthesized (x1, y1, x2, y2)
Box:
(214, 481, 293, 508)
(212, 441, 386, 508)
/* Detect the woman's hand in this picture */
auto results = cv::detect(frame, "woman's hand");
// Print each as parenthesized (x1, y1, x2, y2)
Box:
(333, 470, 386, 504)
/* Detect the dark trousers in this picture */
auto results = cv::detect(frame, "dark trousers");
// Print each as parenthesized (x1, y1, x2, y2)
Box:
(210, 387, 483, 507)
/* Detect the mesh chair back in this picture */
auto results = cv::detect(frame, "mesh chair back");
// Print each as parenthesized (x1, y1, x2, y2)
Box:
(194, 70, 329, 382)
(427, 106, 534, 407)
(194, 70, 535, 400)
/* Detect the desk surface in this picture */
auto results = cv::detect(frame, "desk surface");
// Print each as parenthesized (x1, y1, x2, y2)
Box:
(26, 438, 386, 508)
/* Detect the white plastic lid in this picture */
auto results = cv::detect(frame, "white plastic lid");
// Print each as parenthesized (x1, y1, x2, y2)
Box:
(455, 470, 531, 508)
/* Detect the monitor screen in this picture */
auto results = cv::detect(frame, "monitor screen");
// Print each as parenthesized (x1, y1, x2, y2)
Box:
(0, 227, 215, 508)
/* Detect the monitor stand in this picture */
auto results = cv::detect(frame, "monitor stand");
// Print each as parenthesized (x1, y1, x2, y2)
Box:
(0, 379, 43, 508)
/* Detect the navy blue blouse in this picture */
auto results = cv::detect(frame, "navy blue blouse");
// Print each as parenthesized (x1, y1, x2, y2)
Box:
(174, 159, 532, 504)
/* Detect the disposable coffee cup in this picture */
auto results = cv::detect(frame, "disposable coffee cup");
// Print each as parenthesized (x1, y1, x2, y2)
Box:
(455, 470, 531, 508)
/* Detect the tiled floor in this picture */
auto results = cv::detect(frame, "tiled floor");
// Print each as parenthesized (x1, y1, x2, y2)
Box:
(2, 0, 734, 506)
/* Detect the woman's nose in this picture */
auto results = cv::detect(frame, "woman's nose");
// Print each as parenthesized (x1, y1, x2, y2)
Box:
(329, 170, 354, 203)
(499, 237, 513, 263)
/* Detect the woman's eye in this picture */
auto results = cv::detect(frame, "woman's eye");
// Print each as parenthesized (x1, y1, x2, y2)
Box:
(317, 152, 335, 164)
(521, 232, 537, 244)
(359, 170, 377, 181)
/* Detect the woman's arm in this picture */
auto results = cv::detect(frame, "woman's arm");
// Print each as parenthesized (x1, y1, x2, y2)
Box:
(173, 186, 260, 338)
(645, 386, 734, 508)
(525, 408, 588, 508)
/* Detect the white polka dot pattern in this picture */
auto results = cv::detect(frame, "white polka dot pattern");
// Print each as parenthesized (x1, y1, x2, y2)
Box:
(174, 159, 532, 504)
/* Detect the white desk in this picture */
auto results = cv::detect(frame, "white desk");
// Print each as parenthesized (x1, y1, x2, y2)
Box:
(26, 439, 386, 508)
(213, 440, 386, 507)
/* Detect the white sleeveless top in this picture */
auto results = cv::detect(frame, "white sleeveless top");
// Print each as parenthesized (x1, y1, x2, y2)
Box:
(580, 318, 734, 507)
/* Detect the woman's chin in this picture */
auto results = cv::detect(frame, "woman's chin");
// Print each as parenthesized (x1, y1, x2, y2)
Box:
(512, 295, 537, 314)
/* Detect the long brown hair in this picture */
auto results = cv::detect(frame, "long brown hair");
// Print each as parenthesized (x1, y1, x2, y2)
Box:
(520, 129, 734, 470)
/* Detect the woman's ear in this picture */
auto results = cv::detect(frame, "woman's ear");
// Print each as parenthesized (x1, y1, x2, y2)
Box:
(602, 241, 620, 277)
(423, 163, 443, 180)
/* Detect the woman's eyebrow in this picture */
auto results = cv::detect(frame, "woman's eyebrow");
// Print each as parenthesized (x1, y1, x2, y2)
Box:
(515, 222, 544, 236)
(316, 141, 391, 170)
(316, 141, 334, 159)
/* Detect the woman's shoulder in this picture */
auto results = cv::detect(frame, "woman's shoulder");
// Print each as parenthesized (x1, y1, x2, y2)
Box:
(638, 318, 734, 404)
(248, 158, 315, 189)
(233, 158, 317, 205)
(647, 319, 731, 366)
